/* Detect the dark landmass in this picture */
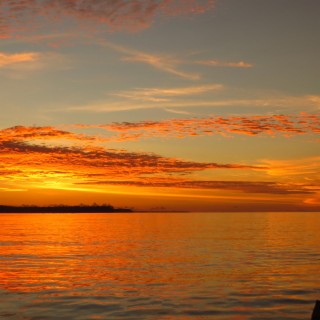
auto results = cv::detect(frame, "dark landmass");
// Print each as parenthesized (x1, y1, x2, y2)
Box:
(0, 204, 132, 213)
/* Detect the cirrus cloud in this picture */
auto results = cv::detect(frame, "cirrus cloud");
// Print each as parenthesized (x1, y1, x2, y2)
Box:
(0, 52, 38, 67)
(196, 60, 253, 68)
(111, 84, 224, 102)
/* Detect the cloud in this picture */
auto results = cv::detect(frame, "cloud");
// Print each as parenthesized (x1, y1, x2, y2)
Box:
(0, 187, 27, 192)
(102, 41, 201, 80)
(0, 139, 255, 175)
(1, 124, 318, 201)
(0, 124, 260, 187)
(101, 40, 254, 80)
(0, 125, 96, 142)
(67, 92, 320, 113)
(0, 51, 69, 79)
(122, 53, 200, 81)
(164, 108, 193, 115)
(261, 157, 320, 179)
(77, 179, 317, 195)
(304, 195, 320, 205)
(196, 60, 253, 68)
(95, 113, 320, 140)
(111, 84, 224, 101)
(258, 157, 320, 205)
(0, 52, 38, 67)
(2, 130, 316, 198)
(0, 0, 215, 38)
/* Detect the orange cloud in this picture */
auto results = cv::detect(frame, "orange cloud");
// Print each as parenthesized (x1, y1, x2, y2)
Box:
(1, 123, 318, 201)
(0, 140, 255, 177)
(260, 157, 320, 179)
(78, 179, 317, 195)
(102, 41, 201, 80)
(1, 124, 318, 206)
(101, 41, 253, 80)
(196, 60, 253, 68)
(0, 125, 95, 142)
(0, 0, 215, 38)
(0, 125, 261, 190)
(101, 113, 320, 140)
(0, 52, 38, 67)
(1, 133, 316, 197)
(69, 94, 320, 113)
(111, 84, 224, 101)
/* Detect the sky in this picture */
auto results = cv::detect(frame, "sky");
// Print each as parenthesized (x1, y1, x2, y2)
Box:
(0, 0, 319, 211)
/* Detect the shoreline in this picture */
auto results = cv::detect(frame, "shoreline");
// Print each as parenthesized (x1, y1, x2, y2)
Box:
(0, 205, 132, 214)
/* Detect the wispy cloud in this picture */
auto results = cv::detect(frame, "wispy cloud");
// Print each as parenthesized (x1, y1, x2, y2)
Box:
(67, 91, 320, 113)
(0, 0, 215, 38)
(0, 51, 69, 82)
(101, 40, 254, 80)
(196, 60, 253, 68)
(111, 84, 224, 101)
(261, 157, 320, 179)
(102, 41, 201, 80)
(258, 157, 320, 204)
(0, 52, 38, 67)
(0, 187, 27, 192)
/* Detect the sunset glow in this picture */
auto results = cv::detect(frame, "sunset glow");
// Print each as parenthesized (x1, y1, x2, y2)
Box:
(0, 0, 319, 211)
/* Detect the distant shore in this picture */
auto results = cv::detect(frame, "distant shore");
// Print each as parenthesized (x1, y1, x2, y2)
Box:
(0, 205, 132, 213)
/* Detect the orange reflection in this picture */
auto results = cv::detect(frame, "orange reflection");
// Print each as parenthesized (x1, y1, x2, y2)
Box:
(1, 212, 319, 319)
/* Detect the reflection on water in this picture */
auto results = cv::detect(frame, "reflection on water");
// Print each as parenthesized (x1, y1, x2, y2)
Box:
(0, 212, 319, 319)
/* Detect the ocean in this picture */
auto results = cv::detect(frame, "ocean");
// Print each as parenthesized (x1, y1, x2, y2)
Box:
(0, 212, 319, 319)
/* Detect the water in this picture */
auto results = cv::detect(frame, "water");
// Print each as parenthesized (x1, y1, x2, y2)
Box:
(0, 212, 319, 320)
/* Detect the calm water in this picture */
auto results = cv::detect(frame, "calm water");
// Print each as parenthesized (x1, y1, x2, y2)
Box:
(0, 212, 319, 320)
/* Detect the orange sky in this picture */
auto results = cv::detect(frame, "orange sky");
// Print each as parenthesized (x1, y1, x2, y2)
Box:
(0, 0, 319, 211)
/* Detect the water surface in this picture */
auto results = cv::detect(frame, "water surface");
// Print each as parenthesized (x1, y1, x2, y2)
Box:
(0, 212, 319, 319)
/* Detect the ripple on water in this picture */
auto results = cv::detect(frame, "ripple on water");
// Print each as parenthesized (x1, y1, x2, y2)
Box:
(1, 212, 319, 320)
